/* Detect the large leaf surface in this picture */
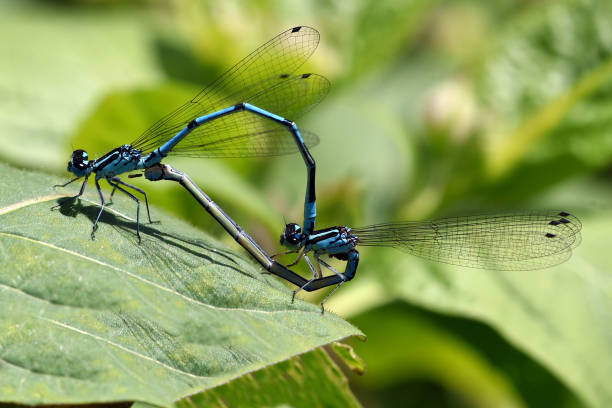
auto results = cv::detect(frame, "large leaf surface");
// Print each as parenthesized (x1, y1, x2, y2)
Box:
(0, 162, 361, 406)
(132, 348, 360, 408)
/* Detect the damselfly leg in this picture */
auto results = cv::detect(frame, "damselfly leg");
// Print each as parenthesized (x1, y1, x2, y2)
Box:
(108, 176, 153, 224)
(270, 249, 299, 259)
(91, 179, 106, 240)
(291, 254, 319, 303)
(51, 175, 89, 210)
(286, 246, 307, 267)
(58, 27, 327, 242)
(106, 177, 142, 243)
(54, 176, 81, 188)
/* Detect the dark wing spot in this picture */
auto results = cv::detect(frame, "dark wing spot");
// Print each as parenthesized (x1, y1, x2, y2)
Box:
(292, 26, 301, 33)
(301, 73, 311, 78)
(560, 218, 570, 224)
(279, 73, 289, 79)
(559, 211, 570, 217)
(549, 220, 561, 226)
(545, 233, 556, 238)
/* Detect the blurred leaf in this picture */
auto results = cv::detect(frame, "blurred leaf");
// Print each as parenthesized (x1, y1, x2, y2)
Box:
(0, 162, 361, 406)
(478, 0, 612, 180)
(348, 0, 434, 79)
(131, 348, 361, 408)
(330, 342, 366, 375)
(333, 208, 610, 408)
(347, 302, 584, 408)
(0, 1, 162, 171)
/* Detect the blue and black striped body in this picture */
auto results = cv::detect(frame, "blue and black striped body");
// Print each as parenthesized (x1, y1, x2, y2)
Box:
(306, 226, 357, 258)
(279, 211, 582, 301)
(92, 104, 285, 178)
(306, 226, 360, 280)
(58, 26, 328, 242)
(61, 100, 319, 242)
(281, 224, 360, 284)
(91, 145, 143, 178)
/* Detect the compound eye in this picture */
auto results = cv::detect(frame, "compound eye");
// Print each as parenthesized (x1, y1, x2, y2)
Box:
(284, 223, 302, 245)
(287, 235, 300, 245)
(71, 150, 89, 170)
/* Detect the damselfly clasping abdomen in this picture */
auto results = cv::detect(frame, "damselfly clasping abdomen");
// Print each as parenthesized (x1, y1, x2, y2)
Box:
(55, 26, 326, 243)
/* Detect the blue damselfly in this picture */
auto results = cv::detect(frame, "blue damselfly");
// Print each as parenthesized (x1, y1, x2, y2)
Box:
(55, 26, 325, 242)
(278, 212, 582, 312)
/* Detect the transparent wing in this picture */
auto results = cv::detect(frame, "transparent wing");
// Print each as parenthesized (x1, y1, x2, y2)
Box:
(130, 26, 325, 157)
(138, 74, 328, 157)
(352, 211, 582, 270)
(169, 128, 319, 158)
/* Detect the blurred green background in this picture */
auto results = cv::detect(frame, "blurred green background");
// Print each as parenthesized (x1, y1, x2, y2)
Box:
(2, 0, 612, 407)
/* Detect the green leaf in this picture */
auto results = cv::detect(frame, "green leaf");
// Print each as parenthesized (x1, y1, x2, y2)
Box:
(478, 0, 612, 179)
(131, 348, 361, 408)
(0, 162, 361, 406)
(349, 0, 434, 79)
(330, 342, 365, 376)
(347, 302, 583, 408)
(0, 2, 162, 171)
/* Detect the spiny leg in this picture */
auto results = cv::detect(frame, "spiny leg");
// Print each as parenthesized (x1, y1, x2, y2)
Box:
(307, 254, 322, 279)
(107, 177, 142, 243)
(292, 254, 319, 303)
(314, 254, 323, 278)
(91, 179, 106, 240)
(270, 249, 299, 259)
(109, 185, 118, 201)
(51, 175, 89, 210)
(286, 246, 306, 267)
(315, 255, 347, 314)
(110, 176, 152, 223)
(54, 176, 81, 188)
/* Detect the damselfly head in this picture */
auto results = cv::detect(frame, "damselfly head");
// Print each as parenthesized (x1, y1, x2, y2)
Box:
(67, 149, 91, 177)
(280, 223, 302, 248)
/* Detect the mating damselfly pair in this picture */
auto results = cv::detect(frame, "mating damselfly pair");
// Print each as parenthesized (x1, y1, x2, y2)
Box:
(56, 26, 582, 312)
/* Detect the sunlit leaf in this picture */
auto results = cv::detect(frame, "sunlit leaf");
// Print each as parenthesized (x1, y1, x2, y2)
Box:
(134, 348, 361, 408)
(0, 162, 361, 406)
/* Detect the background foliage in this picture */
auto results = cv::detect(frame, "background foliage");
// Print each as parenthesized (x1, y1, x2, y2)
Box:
(1, 0, 611, 407)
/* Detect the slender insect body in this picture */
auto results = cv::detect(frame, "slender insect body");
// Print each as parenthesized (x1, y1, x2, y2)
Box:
(138, 148, 165, 168)
(93, 145, 142, 178)
(278, 211, 582, 311)
(55, 26, 327, 244)
(308, 226, 357, 256)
